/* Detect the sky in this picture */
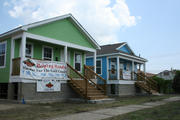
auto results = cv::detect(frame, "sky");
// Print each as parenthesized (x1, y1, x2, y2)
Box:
(0, 0, 179, 73)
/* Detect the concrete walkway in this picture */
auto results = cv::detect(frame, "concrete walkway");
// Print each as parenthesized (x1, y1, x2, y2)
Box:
(50, 97, 180, 120)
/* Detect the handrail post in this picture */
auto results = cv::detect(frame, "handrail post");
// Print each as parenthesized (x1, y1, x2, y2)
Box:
(85, 78, 88, 99)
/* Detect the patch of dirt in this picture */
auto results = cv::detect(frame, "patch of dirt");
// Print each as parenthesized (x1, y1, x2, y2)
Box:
(0, 104, 30, 111)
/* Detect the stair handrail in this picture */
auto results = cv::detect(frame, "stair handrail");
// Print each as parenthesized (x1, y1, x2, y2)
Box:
(134, 72, 158, 92)
(84, 65, 107, 94)
(138, 71, 158, 91)
(67, 63, 105, 97)
(141, 72, 158, 85)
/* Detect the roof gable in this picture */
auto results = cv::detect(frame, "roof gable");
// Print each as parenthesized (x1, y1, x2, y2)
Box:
(116, 43, 135, 55)
(27, 18, 95, 49)
(117, 44, 133, 55)
(0, 14, 100, 49)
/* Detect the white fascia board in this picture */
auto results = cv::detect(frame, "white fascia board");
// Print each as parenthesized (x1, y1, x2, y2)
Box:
(0, 27, 23, 39)
(116, 42, 127, 50)
(86, 53, 147, 63)
(25, 32, 96, 52)
(70, 15, 101, 50)
(22, 14, 71, 30)
(22, 13, 101, 50)
(119, 52, 147, 62)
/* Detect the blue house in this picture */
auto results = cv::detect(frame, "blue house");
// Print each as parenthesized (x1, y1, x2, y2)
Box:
(86, 42, 148, 96)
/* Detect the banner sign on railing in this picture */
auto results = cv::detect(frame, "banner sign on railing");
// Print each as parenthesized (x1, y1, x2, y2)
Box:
(123, 71, 131, 80)
(37, 78, 61, 92)
(21, 58, 67, 79)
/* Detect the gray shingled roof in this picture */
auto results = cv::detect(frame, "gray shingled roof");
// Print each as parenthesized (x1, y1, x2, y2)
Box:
(87, 42, 134, 56)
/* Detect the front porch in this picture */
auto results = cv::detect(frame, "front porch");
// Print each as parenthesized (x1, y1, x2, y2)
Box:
(10, 32, 98, 82)
(107, 56, 146, 83)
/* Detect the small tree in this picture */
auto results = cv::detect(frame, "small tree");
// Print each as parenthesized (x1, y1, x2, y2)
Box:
(172, 70, 180, 93)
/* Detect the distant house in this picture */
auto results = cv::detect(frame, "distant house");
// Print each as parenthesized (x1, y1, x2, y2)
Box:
(157, 69, 176, 80)
(86, 43, 150, 96)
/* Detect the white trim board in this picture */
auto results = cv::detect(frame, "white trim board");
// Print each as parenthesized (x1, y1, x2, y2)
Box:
(87, 53, 147, 63)
(25, 32, 96, 53)
(107, 80, 135, 84)
(10, 77, 68, 83)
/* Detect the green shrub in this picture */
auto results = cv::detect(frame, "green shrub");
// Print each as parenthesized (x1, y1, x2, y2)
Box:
(172, 71, 180, 93)
(152, 76, 173, 94)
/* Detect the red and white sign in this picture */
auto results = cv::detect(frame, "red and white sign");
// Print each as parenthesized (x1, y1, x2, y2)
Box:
(21, 58, 67, 79)
(37, 78, 61, 92)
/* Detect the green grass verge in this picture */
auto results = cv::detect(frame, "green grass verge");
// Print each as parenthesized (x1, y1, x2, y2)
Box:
(104, 100, 180, 120)
(0, 94, 178, 120)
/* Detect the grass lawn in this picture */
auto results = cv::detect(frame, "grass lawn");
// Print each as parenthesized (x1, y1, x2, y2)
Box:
(0, 94, 178, 120)
(104, 100, 180, 120)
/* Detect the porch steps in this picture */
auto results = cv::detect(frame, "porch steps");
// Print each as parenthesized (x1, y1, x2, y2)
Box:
(135, 81, 159, 95)
(68, 80, 108, 100)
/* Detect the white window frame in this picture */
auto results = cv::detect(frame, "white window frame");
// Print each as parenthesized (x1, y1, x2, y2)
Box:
(96, 59, 102, 75)
(74, 52, 82, 72)
(0, 41, 7, 68)
(42, 46, 53, 61)
(25, 42, 33, 58)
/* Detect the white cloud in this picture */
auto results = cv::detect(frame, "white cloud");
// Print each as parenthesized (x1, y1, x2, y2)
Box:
(4, 0, 139, 45)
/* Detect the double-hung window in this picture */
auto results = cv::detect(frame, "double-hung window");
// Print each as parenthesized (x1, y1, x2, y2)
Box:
(96, 59, 102, 75)
(43, 46, 53, 61)
(74, 53, 82, 72)
(0, 42, 6, 68)
(25, 43, 33, 58)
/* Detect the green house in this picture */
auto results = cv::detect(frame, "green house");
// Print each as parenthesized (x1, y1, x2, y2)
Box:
(0, 14, 105, 102)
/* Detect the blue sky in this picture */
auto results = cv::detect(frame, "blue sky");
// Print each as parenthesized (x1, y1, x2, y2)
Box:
(0, 0, 179, 73)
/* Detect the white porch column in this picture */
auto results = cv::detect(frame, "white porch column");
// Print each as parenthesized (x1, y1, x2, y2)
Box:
(107, 57, 109, 80)
(132, 61, 135, 80)
(20, 33, 26, 78)
(9, 38, 15, 82)
(143, 63, 146, 75)
(93, 51, 96, 73)
(117, 56, 120, 80)
(21, 33, 26, 59)
(139, 64, 141, 71)
(64, 45, 68, 63)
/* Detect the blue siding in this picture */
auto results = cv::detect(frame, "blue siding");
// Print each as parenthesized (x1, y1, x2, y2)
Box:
(119, 45, 131, 54)
(101, 56, 107, 80)
(86, 58, 93, 66)
(86, 57, 108, 83)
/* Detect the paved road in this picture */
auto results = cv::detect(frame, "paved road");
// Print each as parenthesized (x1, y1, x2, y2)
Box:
(49, 97, 180, 120)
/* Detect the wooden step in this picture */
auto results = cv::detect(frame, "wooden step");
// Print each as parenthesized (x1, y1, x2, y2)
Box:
(68, 79, 108, 100)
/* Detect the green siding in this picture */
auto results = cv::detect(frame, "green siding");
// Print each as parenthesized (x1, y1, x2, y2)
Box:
(14, 38, 21, 58)
(69, 48, 74, 67)
(0, 38, 11, 83)
(27, 39, 64, 61)
(28, 18, 95, 49)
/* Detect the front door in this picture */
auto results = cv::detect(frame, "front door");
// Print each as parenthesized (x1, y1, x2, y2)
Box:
(108, 58, 117, 80)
